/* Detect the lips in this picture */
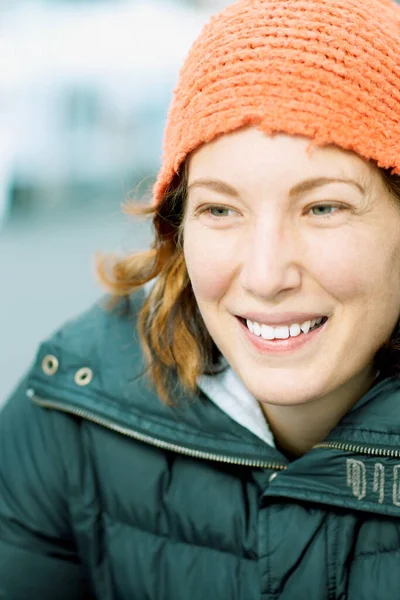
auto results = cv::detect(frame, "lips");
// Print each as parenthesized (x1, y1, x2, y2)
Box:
(237, 314, 329, 354)
(244, 316, 328, 340)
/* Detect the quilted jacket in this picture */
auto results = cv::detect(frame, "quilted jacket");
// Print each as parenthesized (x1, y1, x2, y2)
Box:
(2, 292, 400, 600)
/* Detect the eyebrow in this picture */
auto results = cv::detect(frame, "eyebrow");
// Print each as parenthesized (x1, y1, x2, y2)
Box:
(187, 177, 366, 198)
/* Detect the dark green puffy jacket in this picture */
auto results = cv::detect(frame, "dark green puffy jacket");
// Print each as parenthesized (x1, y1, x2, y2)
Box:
(2, 292, 400, 600)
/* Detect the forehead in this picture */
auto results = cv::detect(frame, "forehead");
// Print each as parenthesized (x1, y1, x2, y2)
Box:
(187, 127, 376, 194)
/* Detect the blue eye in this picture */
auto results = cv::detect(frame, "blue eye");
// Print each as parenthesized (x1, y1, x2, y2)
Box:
(209, 206, 232, 217)
(310, 205, 338, 217)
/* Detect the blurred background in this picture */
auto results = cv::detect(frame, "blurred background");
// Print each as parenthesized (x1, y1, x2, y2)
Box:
(1, 0, 230, 403)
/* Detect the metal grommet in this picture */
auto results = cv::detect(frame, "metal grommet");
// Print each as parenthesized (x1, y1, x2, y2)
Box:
(74, 367, 93, 387)
(269, 472, 279, 483)
(42, 355, 59, 376)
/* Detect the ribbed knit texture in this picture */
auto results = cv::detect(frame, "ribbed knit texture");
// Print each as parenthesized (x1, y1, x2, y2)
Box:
(153, 0, 400, 206)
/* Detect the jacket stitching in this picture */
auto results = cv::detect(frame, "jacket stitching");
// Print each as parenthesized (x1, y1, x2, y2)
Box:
(352, 548, 400, 561)
(326, 515, 337, 600)
(102, 512, 256, 562)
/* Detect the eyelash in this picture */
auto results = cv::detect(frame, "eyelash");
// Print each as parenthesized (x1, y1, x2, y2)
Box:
(307, 204, 344, 218)
(198, 203, 346, 219)
(204, 206, 236, 218)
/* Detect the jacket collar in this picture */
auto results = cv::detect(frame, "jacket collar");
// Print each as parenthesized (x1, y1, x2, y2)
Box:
(26, 292, 400, 513)
(28, 294, 283, 467)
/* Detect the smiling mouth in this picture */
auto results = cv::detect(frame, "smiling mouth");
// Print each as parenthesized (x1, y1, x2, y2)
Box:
(237, 316, 329, 341)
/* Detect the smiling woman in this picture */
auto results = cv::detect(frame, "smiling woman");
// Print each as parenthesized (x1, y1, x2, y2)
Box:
(3, 0, 400, 599)
(183, 130, 400, 454)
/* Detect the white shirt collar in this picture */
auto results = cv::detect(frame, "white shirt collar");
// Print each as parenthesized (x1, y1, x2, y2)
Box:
(144, 280, 275, 446)
(198, 367, 275, 447)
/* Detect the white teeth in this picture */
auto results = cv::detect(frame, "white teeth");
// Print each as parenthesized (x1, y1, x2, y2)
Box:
(246, 319, 254, 334)
(289, 323, 301, 337)
(300, 321, 311, 334)
(261, 324, 275, 340)
(274, 326, 290, 339)
(245, 317, 326, 339)
(253, 322, 262, 337)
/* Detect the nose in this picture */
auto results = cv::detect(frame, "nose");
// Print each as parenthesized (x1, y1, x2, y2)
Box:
(240, 219, 302, 300)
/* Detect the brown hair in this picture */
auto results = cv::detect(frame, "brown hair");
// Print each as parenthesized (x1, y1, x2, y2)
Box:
(98, 166, 400, 404)
(98, 164, 219, 405)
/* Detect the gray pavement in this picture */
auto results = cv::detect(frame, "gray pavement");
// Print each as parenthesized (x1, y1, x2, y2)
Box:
(0, 191, 152, 405)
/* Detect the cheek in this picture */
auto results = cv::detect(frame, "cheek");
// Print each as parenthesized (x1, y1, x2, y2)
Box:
(309, 238, 369, 297)
(184, 225, 241, 304)
(309, 229, 400, 307)
(184, 241, 233, 302)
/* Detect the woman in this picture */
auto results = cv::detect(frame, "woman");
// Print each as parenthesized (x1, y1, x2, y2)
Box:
(2, 0, 400, 598)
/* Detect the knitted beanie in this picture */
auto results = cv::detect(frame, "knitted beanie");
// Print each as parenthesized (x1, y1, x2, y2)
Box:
(152, 0, 400, 206)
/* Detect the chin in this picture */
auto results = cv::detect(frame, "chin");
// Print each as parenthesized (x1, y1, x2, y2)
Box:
(241, 375, 327, 407)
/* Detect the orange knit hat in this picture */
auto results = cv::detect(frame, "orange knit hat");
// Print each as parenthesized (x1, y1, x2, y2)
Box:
(152, 0, 400, 206)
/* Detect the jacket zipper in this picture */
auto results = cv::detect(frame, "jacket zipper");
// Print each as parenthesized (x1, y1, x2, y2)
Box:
(314, 441, 400, 458)
(28, 389, 287, 471)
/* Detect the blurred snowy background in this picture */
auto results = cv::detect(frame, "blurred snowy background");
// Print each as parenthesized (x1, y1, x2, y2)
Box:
(0, 0, 229, 403)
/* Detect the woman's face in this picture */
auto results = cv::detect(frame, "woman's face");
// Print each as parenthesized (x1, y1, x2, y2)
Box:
(183, 127, 400, 407)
